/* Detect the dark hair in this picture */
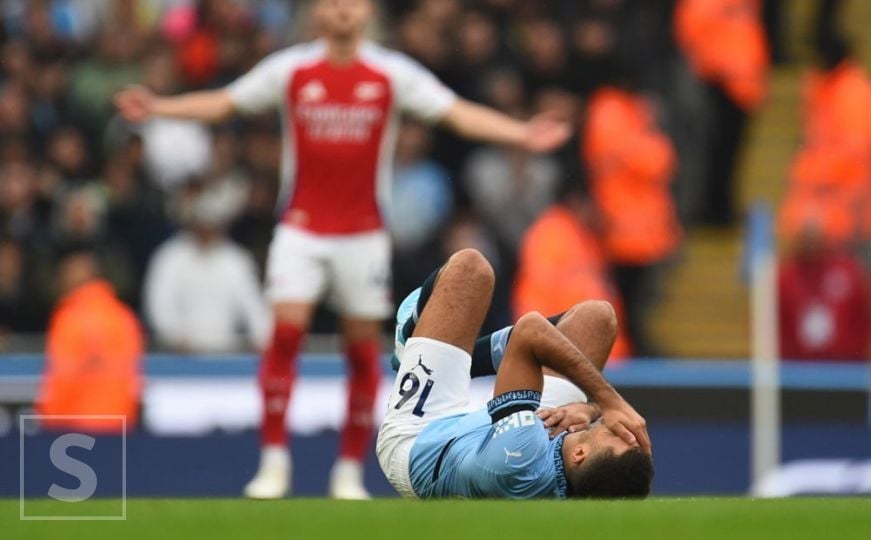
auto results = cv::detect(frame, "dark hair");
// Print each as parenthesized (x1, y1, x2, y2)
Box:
(568, 447, 654, 499)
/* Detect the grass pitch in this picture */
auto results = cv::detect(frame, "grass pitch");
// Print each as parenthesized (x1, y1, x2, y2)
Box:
(4, 498, 871, 540)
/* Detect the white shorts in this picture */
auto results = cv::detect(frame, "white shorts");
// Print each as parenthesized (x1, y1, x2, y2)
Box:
(541, 376, 588, 409)
(375, 337, 588, 498)
(376, 337, 472, 498)
(265, 225, 392, 319)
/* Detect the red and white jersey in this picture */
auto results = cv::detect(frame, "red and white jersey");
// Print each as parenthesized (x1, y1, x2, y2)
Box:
(228, 40, 456, 234)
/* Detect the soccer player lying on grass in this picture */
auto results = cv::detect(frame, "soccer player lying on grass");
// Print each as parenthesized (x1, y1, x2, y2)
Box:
(377, 249, 653, 499)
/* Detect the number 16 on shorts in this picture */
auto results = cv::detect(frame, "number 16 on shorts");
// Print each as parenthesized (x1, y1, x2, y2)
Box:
(395, 372, 434, 417)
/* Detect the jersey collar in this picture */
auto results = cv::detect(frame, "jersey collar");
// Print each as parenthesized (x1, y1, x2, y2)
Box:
(552, 432, 569, 499)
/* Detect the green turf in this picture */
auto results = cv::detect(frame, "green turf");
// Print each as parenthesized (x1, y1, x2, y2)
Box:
(3, 498, 871, 540)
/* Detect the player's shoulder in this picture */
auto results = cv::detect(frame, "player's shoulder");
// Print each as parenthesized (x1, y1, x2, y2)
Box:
(359, 41, 429, 77)
(259, 40, 328, 70)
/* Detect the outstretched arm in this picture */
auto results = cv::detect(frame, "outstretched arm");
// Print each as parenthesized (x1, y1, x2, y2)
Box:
(494, 312, 651, 452)
(440, 99, 570, 153)
(114, 86, 237, 123)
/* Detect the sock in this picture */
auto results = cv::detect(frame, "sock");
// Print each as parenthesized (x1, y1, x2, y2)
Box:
(399, 267, 441, 342)
(470, 311, 567, 378)
(471, 326, 512, 377)
(259, 322, 304, 447)
(339, 339, 381, 461)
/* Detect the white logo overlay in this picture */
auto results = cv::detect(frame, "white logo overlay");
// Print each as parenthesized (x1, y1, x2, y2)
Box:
(299, 79, 327, 103)
(19, 415, 126, 520)
(492, 410, 537, 438)
(504, 448, 523, 463)
(354, 81, 385, 101)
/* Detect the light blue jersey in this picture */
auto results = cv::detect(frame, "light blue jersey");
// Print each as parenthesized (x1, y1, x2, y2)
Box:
(408, 390, 569, 499)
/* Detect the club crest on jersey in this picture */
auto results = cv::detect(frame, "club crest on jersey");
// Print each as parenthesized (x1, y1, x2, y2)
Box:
(354, 81, 385, 101)
(299, 80, 327, 103)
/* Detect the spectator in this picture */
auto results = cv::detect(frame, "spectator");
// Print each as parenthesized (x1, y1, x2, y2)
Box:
(675, 0, 770, 226)
(0, 238, 42, 340)
(46, 126, 91, 182)
(144, 180, 268, 353)
(518, 18, 570, 94)
(389, 120, 454, 300)
(30, 61, 71, 142)
(462, 139, 561, 250)
(101, 139, 173, 308)
(0, 159, 50, 244)
(513, 182, 630, 361)
(230, 172, 279, 273)
(453, 8, 505, 101)
(52, 184, 137, 303)
(36, 246, 143, 432)
(778, 224, 870, 361)
(778, 35, 871, 248)
(441, 212, 510, 331)
(69, 25, 143, 131)
(583, 85, 681, 356)
(0, 80, 34, 142)
(389, 120, 453, 253)
(138, 48, 214, 190)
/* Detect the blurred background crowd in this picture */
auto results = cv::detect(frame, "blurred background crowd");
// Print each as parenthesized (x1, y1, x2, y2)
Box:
(0, 0, 868, 360)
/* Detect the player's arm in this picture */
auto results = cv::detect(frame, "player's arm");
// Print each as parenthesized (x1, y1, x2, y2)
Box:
(440, 99, 569, 153)
(116, 48, 285, 123)
(393, 53, 568, 153)
(114, 86, 237, 123)
(494, 312, 651, 452)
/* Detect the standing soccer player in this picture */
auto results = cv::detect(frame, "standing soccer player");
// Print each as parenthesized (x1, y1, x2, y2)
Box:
(115, 0, 569, 500)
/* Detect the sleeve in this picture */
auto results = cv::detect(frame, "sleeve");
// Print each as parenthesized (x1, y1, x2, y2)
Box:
(478, 392, 553, 497)
(226, 51, 289, 116)
(389, 52, 457, 123)
(487, 389, 542, 423)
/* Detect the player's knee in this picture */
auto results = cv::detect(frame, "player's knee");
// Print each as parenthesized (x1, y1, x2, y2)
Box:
(514, 311, 549, 341)
(448, 248, 495, 290)
(573, 300, 618, 340)
(273, 302, 313, 330)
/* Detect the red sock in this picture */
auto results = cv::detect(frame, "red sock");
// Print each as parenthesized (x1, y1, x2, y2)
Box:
(339, 339, 381, 461)
(259, 322, 304, 447)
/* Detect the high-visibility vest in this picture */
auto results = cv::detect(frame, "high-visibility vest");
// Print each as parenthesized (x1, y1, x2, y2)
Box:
(37, 280, 143, 433)
(675, 0, 769, 111)
(779, 62, 871, 245)
(514, 206, 631, 361)
(802, 61, 871, 155)
(583, 88, 681, 265)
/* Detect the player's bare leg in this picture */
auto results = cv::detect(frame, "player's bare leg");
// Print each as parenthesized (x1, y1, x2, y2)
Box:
(470, 300, 618, 379)
(244, 301, 315, 500)
(329, 315, 382, 500)
(551, 300, 618, 373)
(412, 249, 495, 352)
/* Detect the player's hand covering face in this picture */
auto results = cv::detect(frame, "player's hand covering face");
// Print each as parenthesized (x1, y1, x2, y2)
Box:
(598, 398, 651, 454)
(537, 402, 602, 439)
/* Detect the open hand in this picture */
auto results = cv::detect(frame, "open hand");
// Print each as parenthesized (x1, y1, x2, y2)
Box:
(114, 85, 156, 122)
(522, 113, 570, 153)
(537, 403, 601, 439)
